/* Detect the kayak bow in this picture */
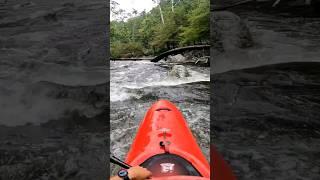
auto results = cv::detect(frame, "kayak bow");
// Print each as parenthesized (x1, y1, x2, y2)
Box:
(125, 100, 210, 179)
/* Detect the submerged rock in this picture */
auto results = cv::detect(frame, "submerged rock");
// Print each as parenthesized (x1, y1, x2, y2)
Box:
(168, 65, 190, 78)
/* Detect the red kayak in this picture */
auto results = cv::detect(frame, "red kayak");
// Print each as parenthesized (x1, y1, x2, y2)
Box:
(124, 100, 237, 180)
(211, 144, 237, 180)
(125, 100, 210, 179)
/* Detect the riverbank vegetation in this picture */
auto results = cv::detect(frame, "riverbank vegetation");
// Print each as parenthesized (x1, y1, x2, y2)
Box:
(110, 0, 209, 58)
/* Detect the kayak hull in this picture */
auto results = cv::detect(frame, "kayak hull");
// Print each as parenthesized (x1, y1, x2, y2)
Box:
(152, 176, 209, 180)
(125, 100, 210, 178)
(211, 144, 237, 180)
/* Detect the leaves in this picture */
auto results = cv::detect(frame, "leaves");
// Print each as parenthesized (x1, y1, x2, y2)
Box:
(110, 0, 210, 58)
(180, 0, 210, 44)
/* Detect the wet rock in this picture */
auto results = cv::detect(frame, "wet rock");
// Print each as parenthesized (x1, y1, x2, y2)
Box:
(167, 54, 186, 62)
(158, 59, 166, 63)
(194, 56, 209, 66)
(168, 65, 190, 78)
(211, 11, 253, 51)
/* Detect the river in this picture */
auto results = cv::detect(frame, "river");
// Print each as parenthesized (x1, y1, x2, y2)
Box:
(212, 9, 320, 180)
(110, 60, 210, 173)
(0, 0, 108, 179)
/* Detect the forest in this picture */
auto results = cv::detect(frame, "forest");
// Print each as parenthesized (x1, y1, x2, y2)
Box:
(110, 0, 210, 58)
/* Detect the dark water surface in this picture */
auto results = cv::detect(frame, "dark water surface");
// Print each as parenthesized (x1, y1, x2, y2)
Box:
(0, 0, 108, 179)
(212, 10, 320, 180)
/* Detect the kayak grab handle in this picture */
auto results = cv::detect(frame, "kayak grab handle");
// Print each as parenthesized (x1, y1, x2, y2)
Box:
(155, 108, 171, 111)
(110, 155, 132, 169)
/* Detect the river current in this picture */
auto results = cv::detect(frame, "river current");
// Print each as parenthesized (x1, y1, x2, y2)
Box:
(110, 61, 210, 173)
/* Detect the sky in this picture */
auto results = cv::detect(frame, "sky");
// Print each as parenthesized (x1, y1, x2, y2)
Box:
(111, 0, 157, 20)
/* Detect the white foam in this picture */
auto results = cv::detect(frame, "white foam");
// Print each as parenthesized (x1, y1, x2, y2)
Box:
(0, 62, 107, 126)
(110, 66, 210, 102)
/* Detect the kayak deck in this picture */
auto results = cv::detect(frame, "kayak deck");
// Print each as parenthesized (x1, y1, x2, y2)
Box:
(125, 100, 210, 178)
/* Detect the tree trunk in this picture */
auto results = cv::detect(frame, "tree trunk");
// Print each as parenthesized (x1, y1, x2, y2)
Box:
(171, 0, 174, 12)
(158, 0, 165, 24)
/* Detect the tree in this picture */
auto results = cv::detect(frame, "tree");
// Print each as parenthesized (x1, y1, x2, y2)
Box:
(180, 0, 210, 44)
(110, 0, 210, 58)
(152, 13, 179, 50)
(131, 9, 138, 41)
(153, 0, 165, 24)
(171, 0, 175, 12)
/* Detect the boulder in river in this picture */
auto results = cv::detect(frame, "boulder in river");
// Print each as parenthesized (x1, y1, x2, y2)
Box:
(168, 65, 190, 78)
(211, 11, 253, 51)
(167, 54, 186, 62)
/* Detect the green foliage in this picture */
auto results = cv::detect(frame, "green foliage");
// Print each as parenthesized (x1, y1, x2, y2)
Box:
(111, 41, 145, 58)
(110, 0, 210, 58)
(111, 21, 130, 43)
(180, 0, 210, 44)
(151, 12, 179, 49)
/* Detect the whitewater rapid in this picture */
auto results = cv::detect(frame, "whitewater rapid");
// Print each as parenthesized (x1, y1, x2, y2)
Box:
(0, 61, 107, 126)
(110, 61, 210, 102)
(110, 60, 210, 174)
